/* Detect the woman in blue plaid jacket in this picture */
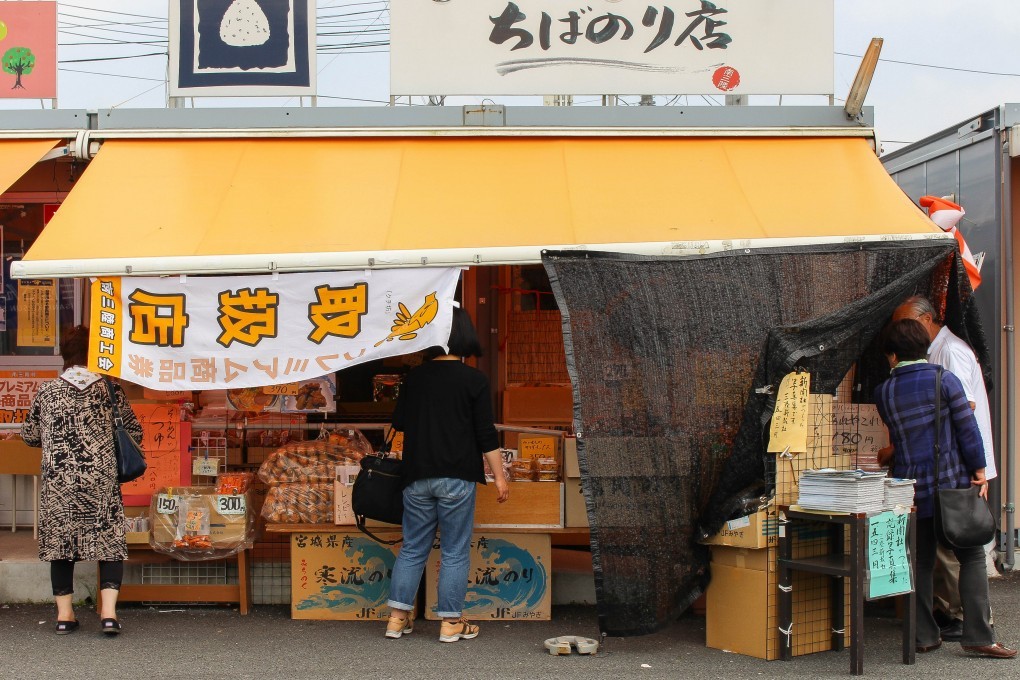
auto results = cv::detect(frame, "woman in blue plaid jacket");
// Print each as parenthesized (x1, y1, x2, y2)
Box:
(874, 318, 1014, 659)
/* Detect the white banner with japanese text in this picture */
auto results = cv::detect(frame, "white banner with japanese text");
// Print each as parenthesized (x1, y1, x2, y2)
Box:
(87, 269, 461, 391)
(391, 0, 833, 96)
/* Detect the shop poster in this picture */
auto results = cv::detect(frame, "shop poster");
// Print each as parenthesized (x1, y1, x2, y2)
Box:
(121, 407, 190, 506)
(0, 368, 57, 423)
(866, 510, 912, 599)
(0, 1, 57, 99)
(291, 532, 401, 620)
(16, 278, 56, 348)
(88, 268, 460, 391)
(768, 371, 810, 454)
(426, 533, 551, 620)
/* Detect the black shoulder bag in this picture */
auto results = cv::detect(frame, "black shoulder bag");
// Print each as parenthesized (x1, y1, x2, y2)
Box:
(931, 366, 996, 549)
(352, 427, 403, 545)
(102, 378, 147, 484)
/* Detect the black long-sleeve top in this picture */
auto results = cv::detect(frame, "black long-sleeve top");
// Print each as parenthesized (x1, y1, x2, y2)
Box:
(391, 358, 500, 485)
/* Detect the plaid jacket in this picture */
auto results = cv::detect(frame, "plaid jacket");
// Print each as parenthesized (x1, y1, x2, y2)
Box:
(873, 363, 985, 518)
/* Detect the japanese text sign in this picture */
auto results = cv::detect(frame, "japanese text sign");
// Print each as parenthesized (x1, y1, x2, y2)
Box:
(88, 268, 460, 391)
(425, 533, 551, 620)
(291, 532, 401, 620)
(767, 371, 809, 454)
(0, 369, 57, 423)
(867, 510, 912, 599)
(391, 0, 833, 96)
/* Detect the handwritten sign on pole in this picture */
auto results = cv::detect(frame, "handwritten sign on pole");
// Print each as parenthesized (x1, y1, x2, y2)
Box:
(767, 372, 810, 454)
(867, 511, 912, 599)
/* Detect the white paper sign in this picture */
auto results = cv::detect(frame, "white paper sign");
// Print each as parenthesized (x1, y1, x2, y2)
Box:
(156, 494, 179, 515)
(391, 0, 834, 96)
(88, 268, 461, 391)
(215, 494, 247, 516)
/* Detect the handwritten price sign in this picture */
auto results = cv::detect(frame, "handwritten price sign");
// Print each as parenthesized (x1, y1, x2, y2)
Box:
(121, 405, 185, 501)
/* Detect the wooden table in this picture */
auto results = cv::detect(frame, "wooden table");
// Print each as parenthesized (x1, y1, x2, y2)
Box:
(104, 543, 253, 615)
(777, 507, 916, 676)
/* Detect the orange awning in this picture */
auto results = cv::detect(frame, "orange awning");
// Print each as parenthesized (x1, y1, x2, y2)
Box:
(0, 138, 58, 196)
(14, 136, 941, 278)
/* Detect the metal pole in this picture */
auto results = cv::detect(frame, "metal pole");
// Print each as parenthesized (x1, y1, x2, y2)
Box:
(1002, 127, 1016, 570)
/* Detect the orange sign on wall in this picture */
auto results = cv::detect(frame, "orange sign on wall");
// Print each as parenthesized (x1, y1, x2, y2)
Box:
(0, 2, 56, 99)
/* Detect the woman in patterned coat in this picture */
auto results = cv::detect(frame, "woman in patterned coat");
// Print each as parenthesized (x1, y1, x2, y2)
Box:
(22, 326, 142, 635)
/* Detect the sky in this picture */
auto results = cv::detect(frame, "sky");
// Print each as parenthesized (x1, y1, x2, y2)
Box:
(1, 0, 1019, 155)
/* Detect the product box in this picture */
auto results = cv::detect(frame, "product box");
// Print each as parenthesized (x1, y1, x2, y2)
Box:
(709, 545, 770, 572)
(564, 437, 580, 478)
(333, 465, 360, 526)
(474, 481, 563, 528)
(705, 519, 851, 660)
(700, 507, 778, 549)
(290, 531, 401, 620)
(424, 532, 551, 621)
(564, 478, 589, 528)
(125, 531, 151, 545)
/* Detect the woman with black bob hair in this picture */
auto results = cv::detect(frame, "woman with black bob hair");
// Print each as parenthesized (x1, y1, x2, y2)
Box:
(384, 307, 509, 643)
(874, 318, 1014, 658)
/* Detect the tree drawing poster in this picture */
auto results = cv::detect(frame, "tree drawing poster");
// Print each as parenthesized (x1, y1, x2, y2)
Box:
(0, 1, 56, 99)
(170, 0, 315, 96)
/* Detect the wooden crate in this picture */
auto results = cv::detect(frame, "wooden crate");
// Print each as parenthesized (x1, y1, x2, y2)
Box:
(475, 481, 562, 528)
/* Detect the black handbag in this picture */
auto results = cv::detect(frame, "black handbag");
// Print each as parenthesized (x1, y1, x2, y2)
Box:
(352, 428, 403, 545)
(930, 366, 996, 549)
(102, 378, 147, 484)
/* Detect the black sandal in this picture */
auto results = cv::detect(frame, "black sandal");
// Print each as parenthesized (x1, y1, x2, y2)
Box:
(100, 618, 122, 636)
(55, 620, 79, 635)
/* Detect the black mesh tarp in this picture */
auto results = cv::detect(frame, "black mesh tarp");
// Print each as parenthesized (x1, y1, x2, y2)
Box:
(543, 240, 983, 636)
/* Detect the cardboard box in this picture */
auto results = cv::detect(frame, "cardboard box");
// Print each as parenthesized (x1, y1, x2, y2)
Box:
(474, 481, 563, 528)
(707, 561, 842, 660)
(125, 531, 150, 545)
(564, 437, 579, 478)
(700, 508, 777, 549)
(290, 531, 401, 620)
(706, 519, 851, 661)
(564, 478, 589, 528)
(333, 465, 360, 526)
(425, 532, 551, 621)
(709, 545, 770, 572)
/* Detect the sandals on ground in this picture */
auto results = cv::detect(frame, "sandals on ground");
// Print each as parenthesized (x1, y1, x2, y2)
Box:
(54, 620, 79, 635)
(100, 618, 122, 636)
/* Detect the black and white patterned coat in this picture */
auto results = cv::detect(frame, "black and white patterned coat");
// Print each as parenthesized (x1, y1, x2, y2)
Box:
(22, 368, 143, 562)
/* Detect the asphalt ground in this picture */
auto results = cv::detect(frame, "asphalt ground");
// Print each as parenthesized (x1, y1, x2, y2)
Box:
(2, 574, 1019, 680)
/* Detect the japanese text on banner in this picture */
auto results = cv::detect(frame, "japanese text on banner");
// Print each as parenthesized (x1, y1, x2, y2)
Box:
(88, 269, 460, 391)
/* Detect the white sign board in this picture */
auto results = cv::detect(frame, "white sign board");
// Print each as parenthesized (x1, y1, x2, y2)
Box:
(391, 0, 833, 96)
(88, 268, 460, 391)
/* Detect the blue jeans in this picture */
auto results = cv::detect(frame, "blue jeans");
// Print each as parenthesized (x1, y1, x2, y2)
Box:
(387, 477, 476, 619)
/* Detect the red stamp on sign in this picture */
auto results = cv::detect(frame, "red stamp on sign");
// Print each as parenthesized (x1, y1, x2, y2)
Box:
(713, 66, 740, 92)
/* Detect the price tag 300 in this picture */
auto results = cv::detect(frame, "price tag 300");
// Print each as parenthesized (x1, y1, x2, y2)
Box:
(156, 494, 179, 515)
(216, 494, 247, 516)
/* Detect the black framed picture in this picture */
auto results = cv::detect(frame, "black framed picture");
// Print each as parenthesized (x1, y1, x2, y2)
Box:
(170, 0, 315, 96)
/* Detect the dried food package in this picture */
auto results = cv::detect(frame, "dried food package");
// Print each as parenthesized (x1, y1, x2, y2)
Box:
(149, 487, 256, 561)
(261, 483, 334, 524)
(258, 433, 373, 486)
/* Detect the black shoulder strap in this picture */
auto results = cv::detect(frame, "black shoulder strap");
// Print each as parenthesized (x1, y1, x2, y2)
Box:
(355, 515, 402, 545)
(101, 377, 124, 427)
(933, 365, 943, 483)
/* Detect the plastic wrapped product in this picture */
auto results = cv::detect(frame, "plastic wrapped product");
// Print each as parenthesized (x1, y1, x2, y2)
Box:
(511, 458, 536, 482)
(149, 486, 256, 561)
(258, 433, 373, 485)
(261, 483, 334, 524)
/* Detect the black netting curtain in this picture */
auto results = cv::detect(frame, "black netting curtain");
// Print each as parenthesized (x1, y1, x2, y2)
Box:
(543, 240, 984, 636)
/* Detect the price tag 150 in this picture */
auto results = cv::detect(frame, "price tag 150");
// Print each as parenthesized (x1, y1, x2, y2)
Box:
(156, 494, 179, 515)
(216, 494, 247, 516)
